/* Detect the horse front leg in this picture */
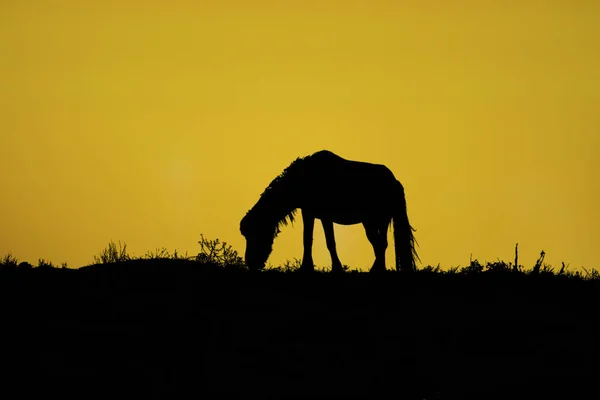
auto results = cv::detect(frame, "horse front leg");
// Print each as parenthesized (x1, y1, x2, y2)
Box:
(301, 209, 315, 272)
(321, 219, 344, 273)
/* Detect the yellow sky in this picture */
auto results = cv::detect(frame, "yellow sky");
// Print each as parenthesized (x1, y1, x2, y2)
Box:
(1, 1, 598, 271)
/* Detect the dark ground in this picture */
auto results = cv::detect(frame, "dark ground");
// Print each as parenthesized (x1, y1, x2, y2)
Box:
(1, 259, 598, 399)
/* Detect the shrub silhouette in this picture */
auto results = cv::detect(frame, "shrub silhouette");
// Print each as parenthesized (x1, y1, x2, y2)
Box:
(93, 240, 130, 264)
(0, 253, 18, 270)
(462, 259, 485, 275)
(0, 254, 62, 270)
(196, 234, 245, 269)
(36, 258, 57, 269)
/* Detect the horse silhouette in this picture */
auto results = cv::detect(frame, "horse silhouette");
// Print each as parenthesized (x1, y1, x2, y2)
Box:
(240, 150, 419, 273)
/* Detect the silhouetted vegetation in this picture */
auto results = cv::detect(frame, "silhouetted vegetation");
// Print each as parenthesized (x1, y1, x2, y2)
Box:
(194, 234, 245, 269)
(0, 253, 67, 270)
(93, 240, 130, 264)
(1, 236, 598, 399)
(1, 236, 598, 280)
(0, 253, 18, 269)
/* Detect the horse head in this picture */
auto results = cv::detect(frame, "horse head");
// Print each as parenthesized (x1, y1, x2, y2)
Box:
(240, 211, 277, 271)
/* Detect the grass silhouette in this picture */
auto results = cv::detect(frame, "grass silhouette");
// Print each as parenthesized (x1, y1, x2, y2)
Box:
(4, 235, 596, 280)
(1, 236, 598, 399)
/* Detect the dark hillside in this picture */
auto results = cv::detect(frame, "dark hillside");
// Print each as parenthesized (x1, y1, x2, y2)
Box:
(2, 260, 598, 399)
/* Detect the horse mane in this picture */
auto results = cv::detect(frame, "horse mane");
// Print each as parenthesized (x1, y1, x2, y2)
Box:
(241, 154, 313, 239)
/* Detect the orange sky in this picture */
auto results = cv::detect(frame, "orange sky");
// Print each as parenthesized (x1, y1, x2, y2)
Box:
(1, 1, 598, 271)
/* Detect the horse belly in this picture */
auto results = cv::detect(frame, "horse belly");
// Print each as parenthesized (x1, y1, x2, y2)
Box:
(312, 203, 383, 225)
(312, 210, 361, 225)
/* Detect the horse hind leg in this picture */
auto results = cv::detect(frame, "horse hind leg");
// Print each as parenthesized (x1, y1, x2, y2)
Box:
(364, 222, 387, 273)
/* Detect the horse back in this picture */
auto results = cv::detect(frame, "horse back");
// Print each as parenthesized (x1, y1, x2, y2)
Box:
(308, 151, 396, 185)
(297, 151, 398, 221)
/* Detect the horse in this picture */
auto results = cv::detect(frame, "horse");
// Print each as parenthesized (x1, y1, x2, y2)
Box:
(240, 150, 419, 273)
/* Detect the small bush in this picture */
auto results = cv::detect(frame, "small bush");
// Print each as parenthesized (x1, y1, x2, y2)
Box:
(196, 234, 245, 269)
(1, 255, 66, 270)
(37, 258, 56, 269)
(0, 253, 19, 270)
(94, 240, 130, 264)
(486, 260, 512, 273)
(461, 259, 484, 275)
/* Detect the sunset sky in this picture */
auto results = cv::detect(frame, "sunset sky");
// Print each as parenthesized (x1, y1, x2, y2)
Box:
(1, 1, 598, 271)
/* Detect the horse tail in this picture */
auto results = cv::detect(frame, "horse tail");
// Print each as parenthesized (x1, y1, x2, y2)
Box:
(392, 179, 419, 272)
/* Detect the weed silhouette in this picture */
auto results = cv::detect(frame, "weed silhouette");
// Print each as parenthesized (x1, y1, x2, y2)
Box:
(93, 240, 130, 264)
(195, 234, 245, 269)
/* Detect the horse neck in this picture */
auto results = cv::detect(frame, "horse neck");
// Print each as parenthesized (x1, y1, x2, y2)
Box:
(256, 189, 296, 226)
